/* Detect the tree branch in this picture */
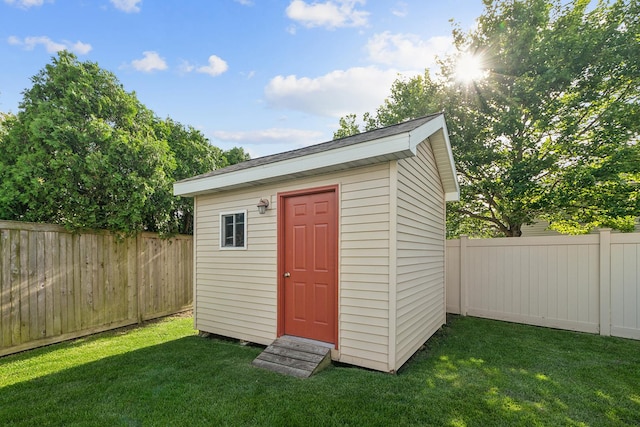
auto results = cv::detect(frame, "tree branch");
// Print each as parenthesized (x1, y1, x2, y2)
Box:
(455, 207, 509, 235)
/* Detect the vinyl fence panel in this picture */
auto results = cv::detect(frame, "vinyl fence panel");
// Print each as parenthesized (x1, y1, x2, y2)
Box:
(446, 230, 640, 340)
(610, 233, 640, 339)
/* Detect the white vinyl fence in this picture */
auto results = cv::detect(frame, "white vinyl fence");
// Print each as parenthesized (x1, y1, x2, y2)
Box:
(446, 229, 640, 340)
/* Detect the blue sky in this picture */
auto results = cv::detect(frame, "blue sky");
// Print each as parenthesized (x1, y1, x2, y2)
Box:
(1, 0, 485, 158)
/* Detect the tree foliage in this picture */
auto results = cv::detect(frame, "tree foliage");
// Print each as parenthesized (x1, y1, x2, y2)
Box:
(335, 0, 640, 237)
(0, 111, 14, 137)
(151, 118, 226, 234)
(333, 113, 360, 140)
(0, 51, 236, 235)
(221, 146, 251, 166)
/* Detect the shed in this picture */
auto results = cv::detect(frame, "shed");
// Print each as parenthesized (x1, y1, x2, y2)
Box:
(174, 113, 459, 372)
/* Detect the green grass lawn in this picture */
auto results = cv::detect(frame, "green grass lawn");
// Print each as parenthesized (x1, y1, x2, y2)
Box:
(1, 314, 639, 427)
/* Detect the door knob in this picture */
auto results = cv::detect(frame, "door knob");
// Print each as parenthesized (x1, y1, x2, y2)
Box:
(283, 272, 291, 277)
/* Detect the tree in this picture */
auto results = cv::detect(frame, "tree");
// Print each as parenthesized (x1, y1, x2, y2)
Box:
(0, 51, 226, 235)
(333, 113, 360, 140)
(335, 0, 640, 237)
(153, 118, 225, 234)
(0, 111, 14, 136)
(221, 146, 251, 166)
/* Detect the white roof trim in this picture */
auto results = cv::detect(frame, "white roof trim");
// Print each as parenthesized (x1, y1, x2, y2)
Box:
(445, 191, 460, 202)
(409, 115, 460, 201)
(408, 114, 446, 153)
(174, 133, 411, 197)
(434, 117, 460, 201)
(174, 114, 459, 200)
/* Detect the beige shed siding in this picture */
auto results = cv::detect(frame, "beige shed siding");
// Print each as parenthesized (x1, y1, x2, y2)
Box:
(195, 192, 277, 345)
(194, 163, 391, 370)
(340, 169, 391, 369)
(394, 140, 446, 369)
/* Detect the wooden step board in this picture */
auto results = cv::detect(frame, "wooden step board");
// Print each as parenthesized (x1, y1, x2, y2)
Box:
(252, 336, 332, 378)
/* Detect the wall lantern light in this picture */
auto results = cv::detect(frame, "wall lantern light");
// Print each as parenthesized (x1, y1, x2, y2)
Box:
(257, 198, 270, 214)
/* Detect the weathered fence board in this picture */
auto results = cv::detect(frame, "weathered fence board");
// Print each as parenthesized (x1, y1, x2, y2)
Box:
(0, 221, 193, 356)
(447, 230, 640, 340)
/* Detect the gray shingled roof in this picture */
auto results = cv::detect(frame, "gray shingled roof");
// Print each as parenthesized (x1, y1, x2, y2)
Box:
(177, 113, 442, 184)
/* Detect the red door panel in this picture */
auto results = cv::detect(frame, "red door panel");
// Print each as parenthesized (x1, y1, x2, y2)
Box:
(281, 188, 337, 344)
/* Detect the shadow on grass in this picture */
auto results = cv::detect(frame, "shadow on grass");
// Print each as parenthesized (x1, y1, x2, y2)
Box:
(1, 316, 639, 426)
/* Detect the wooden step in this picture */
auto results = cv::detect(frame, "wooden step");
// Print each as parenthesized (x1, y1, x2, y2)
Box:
(252, 336, 332, 378)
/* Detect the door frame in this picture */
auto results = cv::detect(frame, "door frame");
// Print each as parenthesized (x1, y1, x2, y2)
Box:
(276, 184, 339, 346)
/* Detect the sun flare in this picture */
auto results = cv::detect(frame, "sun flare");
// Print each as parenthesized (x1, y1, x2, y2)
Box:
(455, 52, 487, 83)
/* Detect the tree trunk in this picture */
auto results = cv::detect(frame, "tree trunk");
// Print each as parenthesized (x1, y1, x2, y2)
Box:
(181, 213, 193, 235)
(505, 223, 523, 237)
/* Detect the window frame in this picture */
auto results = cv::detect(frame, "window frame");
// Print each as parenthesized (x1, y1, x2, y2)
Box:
(219, 210, 248, 250)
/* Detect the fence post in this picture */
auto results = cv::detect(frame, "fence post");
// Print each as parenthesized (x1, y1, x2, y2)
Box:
(599, 228, 611, 336)
(136, 233, 144, 324)
(460, 235, 468, 316)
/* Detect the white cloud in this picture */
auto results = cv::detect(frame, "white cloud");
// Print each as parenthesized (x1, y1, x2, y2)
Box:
(179, 55, 228, 77)
(391, 1, 408, 17)
(131, 51, 167, 72)
(196, 55, 228, 77)
(264, 66, 402, 118)
(110, 0, 141, 13)
(4, 0, 46, 9)
(178, 60, 195, 74)
(212, 128, 324, 146)
(366, 31, 453, 70)
(8, 35, 92, 55)
(286, 0, 369, 29)
(234, 0, 253, 5)
(14, 36, 64, 52)
(71, 41, 92, 55)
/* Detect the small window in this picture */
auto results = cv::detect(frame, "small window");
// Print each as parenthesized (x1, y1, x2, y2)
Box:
(220, 210, 247, 250)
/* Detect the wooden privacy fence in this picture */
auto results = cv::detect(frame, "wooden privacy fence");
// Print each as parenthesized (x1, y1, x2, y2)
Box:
(446, 229, 640, 340)
(0, 221, 193, 357)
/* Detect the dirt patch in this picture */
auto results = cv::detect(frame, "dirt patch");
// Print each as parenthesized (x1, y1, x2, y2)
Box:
(165, 309, 193, 319)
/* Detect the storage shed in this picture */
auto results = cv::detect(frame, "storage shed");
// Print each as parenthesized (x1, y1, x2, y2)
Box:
(174, 113, 459, 372)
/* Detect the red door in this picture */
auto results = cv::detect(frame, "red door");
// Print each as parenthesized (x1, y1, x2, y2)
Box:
(279, 187, 337, 344)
